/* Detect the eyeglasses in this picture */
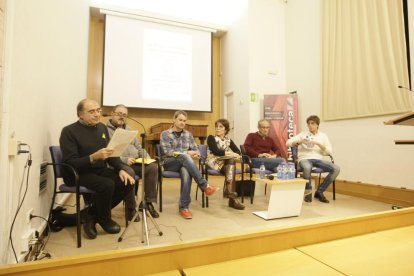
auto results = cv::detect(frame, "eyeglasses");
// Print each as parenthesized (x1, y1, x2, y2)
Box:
(113, 112, 128, 118)
(85, 108, 102, 115)
(259, 126, 270, 129)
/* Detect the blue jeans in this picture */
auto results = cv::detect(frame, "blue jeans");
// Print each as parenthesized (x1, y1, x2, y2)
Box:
(163, 154, 208, 210)
(299, 159, 340, 192)
(251, 157, 286, 172)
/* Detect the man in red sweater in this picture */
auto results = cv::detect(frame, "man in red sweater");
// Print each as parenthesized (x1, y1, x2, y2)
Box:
(243, 119, 285, 172)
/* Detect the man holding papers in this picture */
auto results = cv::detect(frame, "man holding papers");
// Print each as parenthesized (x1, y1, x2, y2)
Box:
(60, 99, 135, 239)
(106, 104, 159, 219)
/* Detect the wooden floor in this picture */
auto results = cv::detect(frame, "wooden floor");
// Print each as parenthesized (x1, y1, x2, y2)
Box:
(182, 225, 414, 275)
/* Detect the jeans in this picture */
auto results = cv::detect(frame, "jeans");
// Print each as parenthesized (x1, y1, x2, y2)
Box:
(163, 154, 208, 210)
(299, 159, 340, 192)
(251, 157, 286, 172)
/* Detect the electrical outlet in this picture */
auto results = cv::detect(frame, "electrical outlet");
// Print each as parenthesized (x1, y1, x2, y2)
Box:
(26, 208, 34, 224)
(20, 230, 33, 254)
(8, 138, 18, 156)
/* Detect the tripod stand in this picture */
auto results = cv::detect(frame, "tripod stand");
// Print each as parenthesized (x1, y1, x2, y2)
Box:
(118, 129, 162, 246)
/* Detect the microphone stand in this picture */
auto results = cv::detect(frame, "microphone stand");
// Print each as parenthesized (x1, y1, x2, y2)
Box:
(117, 117, 162, 246)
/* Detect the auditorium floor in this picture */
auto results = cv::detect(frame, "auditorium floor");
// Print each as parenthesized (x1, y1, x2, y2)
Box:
(44, 176, 393, 259)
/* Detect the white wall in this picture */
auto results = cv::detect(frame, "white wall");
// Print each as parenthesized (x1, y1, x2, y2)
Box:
(220, 2, 249, 147)
(285, 0, 414, 189)
(248, 0, 286, 130)
(221, 0, 287, 147)
(223, 0, 414, 189)
(0, 0, 89, 264)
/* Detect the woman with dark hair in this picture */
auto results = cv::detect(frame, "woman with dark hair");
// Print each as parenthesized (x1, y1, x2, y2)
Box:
(206, 119, 244, 210)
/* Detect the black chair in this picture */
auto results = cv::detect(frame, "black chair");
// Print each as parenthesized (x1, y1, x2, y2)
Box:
(48, 145, 96, 248)
(155, 144, 207, 211)
(238, 145, 261, 204)
(291, 146, 336, 200)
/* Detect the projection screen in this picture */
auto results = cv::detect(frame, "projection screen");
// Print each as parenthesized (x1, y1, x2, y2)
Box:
(102, 13, 213, 112)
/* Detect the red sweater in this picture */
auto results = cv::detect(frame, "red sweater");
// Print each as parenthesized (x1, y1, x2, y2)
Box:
(243, 132, 281, 157)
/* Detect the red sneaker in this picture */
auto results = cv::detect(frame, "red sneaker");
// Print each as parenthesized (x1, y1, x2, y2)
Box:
(204, 185, 219, 196)
(179, 209, 193, 219)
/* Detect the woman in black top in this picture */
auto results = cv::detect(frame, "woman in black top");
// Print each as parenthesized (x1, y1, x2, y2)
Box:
(206, 119, 244, 210)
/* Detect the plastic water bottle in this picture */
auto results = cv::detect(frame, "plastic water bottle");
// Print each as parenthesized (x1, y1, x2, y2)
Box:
(259, 163, 266, 179)
(281, 162, 288, 180)
(277, 164, 283, 179)
(288, 162, 296, 179)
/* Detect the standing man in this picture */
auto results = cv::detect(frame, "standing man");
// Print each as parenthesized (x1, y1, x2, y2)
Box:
(60, 99, 135, 239)
(286, 115, 340, 203)
(160, 110, 218, 219)
(243, 119, 285, 172)
(106, 104, 159, 219)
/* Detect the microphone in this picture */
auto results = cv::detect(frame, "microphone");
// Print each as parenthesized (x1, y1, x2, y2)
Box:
(127, 116, 146, 134)
(398, 85, 414, 92)
(266, 174, 275, 180)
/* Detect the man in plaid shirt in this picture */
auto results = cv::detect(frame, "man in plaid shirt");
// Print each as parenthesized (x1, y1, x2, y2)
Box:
(160, 110, 218, 219)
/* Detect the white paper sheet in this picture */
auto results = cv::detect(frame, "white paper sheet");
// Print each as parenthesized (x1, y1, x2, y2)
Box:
(107, 128, 138, 157)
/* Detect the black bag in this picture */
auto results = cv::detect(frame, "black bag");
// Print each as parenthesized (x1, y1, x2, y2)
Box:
(236, 180, 255, 197)
(50, 206, 77, 232)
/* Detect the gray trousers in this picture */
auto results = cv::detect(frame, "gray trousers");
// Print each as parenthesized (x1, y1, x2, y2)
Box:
(124, 162, 159, 209)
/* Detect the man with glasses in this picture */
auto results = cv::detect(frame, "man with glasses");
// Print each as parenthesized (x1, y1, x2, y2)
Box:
(106, 104, 159, 220)
(60, 99, 135, 239)
(243, 119, 285, 172)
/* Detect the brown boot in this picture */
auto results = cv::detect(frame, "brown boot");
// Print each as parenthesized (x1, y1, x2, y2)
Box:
(226, 164, 245, 210)
(224, 164, 237, 199)
(229, 198, 245, 210)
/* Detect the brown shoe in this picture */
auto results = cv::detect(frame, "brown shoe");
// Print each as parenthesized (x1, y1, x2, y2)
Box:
(179, 209, 193, 219)
(204, 185, 219, 196)
(304, 194, 312, 202)
(314, 192, 329, 203)
(229, 198, 245, 210)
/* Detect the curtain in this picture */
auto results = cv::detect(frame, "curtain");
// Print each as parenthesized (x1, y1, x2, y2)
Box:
(321, 0, 411, 120)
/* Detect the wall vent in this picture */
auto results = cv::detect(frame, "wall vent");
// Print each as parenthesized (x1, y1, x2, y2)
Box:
(39, 161, 48, 194)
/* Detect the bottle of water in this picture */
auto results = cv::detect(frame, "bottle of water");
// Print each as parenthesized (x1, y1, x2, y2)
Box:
(259, 163, 266, 179)
(281, 162, 288, 180)
(288, 162, 296, 179)
(277, 164, 283, 179)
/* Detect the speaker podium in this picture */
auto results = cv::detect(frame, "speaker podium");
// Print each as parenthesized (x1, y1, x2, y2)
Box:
(384, 111, 414, 144)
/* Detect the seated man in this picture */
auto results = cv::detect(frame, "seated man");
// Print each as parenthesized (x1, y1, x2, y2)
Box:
(243, 119, 285, 172)
(286, 115, 340, 203)
(60, 99, 135, 239)
(160, 110, 218, 219)
(106, 104, 159, 219)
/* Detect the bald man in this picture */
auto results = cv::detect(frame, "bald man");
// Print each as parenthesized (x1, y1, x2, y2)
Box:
(59, 99, 135, 239)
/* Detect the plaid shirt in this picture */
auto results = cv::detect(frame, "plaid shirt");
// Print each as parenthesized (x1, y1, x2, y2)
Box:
(160, 127, 199, 158)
